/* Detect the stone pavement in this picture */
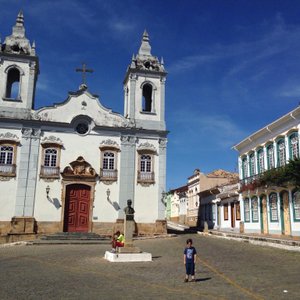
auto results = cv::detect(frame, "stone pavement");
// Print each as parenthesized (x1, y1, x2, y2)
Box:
(207, 230, 300, 251)
(1, 234, 300, 299)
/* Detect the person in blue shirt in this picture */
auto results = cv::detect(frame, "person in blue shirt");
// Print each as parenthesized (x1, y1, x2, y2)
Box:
(183, 238, 197, 282)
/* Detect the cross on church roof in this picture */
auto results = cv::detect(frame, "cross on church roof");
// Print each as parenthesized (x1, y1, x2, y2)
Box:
(76, 63, 93, 85)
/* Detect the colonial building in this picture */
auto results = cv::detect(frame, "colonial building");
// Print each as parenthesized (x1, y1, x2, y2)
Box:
(233, 106, 300, 236)
(167, 185, 188, 223)
(187, 169, 238, 227)
(198, 182, 240, 231)
(0, 12, 168, 238)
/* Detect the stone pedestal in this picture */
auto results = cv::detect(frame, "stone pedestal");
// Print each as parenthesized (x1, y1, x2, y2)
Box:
(124, 215, 134, 247)
(203, 221, 209, 233)
(10, 217, 36, 234)
(240, 221, 244, 234)
(104, 251, 152, 262)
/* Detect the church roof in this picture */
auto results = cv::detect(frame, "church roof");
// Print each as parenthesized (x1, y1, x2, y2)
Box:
(124, 30, 166, 80)
(1, 11, 36, 56)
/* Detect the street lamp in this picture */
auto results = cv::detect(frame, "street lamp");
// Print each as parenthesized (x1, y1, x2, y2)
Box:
(46, 185, 50, 197)
(106, 188, 111, 202)
(161, 190, 167, 206)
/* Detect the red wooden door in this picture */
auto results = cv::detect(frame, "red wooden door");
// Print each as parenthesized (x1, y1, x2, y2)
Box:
(64, 184, 90, 232)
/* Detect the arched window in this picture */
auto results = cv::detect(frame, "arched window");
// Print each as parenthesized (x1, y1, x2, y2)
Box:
(103, 152, 115, 170)
(241, 156, 248, 179)
(257, 148, 265, 174)
(142, 83, 152, 112)
(0, 146, 13, 165)
(266, 144, 275, 169)
(244, 198, 250, 222)
(292, 190, 300, 221)
(140, 154, 151, 173)
(40, 142, 62, 179)
(277, 138, 286, 167)
(269, 193, 278, 222)
(251, 196, 259, 222)
(289, 132, 299, 159)
(0, 145, 16, 175)
(99, 146, 119, 182)
(249, 152, 255, 176)
(6, 68, 21, 99)
(44, 148, 57, 167)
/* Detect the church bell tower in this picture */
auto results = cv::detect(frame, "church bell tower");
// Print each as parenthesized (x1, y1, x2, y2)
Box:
(0, 11, 39, 110)
(123, 31, 167, 131)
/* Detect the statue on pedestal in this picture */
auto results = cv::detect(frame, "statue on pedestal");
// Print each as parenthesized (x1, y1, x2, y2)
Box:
(124, 199, 135, 220)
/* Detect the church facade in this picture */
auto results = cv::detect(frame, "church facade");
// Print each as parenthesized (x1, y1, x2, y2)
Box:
(0, 12, 168, 238)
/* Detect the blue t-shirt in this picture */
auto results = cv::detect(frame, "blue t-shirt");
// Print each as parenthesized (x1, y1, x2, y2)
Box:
(184, 246, 197, 263)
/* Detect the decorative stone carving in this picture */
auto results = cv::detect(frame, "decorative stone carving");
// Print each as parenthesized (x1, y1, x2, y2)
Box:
(0, 132, 20, 143)
(0, 176, 13, 181)
(21, 128, 32, 138)
(41, 136, 63, 146)
(61, 156, 97, 180)
(121, 135, 137, 146)
(99, 139, 119, 150)
(137, 142, 157, 153)
(31, 111, 50, 121)
(3, 12, 33, 56)
(122, 118, 136, 128)
(158, 138, 167, 149)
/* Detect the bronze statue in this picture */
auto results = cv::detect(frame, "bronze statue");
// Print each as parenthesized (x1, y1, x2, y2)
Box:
(124, 199, 135, 220)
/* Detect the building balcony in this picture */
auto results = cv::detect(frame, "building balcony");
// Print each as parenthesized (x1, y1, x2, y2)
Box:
(0, 163, 16, 176)
(137, 171, 155, 184)
(40, 166, 60, 178)
(100, 169, 118, 181)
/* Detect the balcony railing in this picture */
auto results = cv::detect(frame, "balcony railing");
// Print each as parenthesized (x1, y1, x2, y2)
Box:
(100, 169, 118, 181)
(137, 171, 155, 183)
(0, 164, 16, 176)
(40, 166, 60, 178)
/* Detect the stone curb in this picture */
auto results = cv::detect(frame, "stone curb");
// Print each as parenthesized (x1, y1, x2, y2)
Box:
(202, 230, 300, 251)
(0, 234, 177, 247)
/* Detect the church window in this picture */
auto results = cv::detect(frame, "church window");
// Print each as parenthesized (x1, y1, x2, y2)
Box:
(292, 190, 300, 221)
(99, 146, 119, 182)
(100, 151, 118, 181)
(266, 144, 275, 169)
(138, 153, 155, 184)
(289, 132, 299, 159)
(257, 148, 265, 174)
(0, 145, 16, 176)
(5, 67, 21, 99)
(40, 145, 61, 178)
(277, 138, 286, 167)
(269, 193, 278, 222)
(142, 83, 152, 112)
(244, 198, 250, 222)
(76, 122, 89, 135)
(251, 196, 259, 222)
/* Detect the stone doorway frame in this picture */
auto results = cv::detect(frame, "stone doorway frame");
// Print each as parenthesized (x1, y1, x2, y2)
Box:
(60, 156, 98, 233)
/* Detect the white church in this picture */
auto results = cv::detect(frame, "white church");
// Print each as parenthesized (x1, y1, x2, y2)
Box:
(0, 12, 168, 239)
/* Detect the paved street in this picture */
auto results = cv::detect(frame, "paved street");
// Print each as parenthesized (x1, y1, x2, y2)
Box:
(0, 234, 299, 300)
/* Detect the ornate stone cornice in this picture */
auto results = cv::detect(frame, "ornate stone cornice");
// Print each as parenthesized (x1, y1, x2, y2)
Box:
(99, 139, 120, 150)
(41, 136, 63, 146)
(137, 142, 157, 153)
(61, 156, 97, 180)
(158, 138, 167, 149)
(0, 132, 20, 143)
(121, 135, 137, 146)
(21, 128, 41, 139)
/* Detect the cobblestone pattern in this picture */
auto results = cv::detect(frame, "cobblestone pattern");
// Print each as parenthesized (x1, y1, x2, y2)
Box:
(0, 234, 299, 299)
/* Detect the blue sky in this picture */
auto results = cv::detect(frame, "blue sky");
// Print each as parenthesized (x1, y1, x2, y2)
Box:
(1, 0, 300, 189)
